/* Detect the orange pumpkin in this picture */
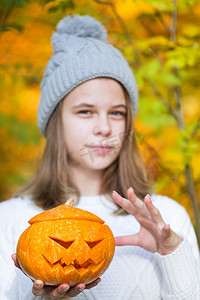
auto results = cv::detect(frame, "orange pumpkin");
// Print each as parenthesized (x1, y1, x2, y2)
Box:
(16, 198, 115, 286)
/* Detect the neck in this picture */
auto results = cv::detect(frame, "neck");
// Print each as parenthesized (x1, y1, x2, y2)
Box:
(69, 167, 104, 196)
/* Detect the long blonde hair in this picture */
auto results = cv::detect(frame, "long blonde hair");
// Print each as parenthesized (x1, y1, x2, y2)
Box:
(22, 89, 151, 211)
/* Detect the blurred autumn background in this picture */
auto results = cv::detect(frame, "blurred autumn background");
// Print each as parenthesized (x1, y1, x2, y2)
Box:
(0, 0, 200, 243)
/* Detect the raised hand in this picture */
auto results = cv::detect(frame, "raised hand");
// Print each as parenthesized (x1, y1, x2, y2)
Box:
(12, 253, 100, 299)
(112, 188, 182, 255)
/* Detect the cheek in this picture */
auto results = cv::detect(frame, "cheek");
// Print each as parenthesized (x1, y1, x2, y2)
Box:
(63, 124, 89, 155)
(113, 121, 126, 146)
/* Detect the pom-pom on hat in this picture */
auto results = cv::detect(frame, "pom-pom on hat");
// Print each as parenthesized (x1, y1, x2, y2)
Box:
(38, 15, 138, 135)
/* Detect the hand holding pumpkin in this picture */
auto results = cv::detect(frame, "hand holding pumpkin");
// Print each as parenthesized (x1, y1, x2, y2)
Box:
(12, 253, 100, 298)
(12, 253, 100, 299)
(112, 188, 182, 255)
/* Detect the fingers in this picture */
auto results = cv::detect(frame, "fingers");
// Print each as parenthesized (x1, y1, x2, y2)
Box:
(144, 194, 165, 229)
(127, 188, 149, 215)
(65, 283, 85, 297)
(112, 190, 134, 215)
(32, 281, 70, 298)
(32, 277, 101, 299)
(85, 278, 101, 289)
(162, 224, 171, 239)
(113, 190, 183, 255)
(32, 280, 45, 296)
(113, 190, 165, 231)
(53, 279, 101, 298)
(32, 281, 85, 298)
(112, 188, 149, 218)
(50, 283, 71, 299)
(115, 234, 139, 247)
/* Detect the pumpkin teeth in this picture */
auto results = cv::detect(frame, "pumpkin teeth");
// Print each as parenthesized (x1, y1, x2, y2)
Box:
(61, 259, 66, 267)
(62, 258, 96, 269)
(44, 256, 98, 271)
(72, 259, 82, 269)
(80, 258, 94, 268)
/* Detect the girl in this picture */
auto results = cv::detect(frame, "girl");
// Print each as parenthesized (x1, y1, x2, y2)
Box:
(0, 15, 199, 300)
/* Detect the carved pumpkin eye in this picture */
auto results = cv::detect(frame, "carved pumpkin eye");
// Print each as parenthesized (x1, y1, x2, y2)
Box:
(85, 240, 103, 248)
(49, 237, 74, 249)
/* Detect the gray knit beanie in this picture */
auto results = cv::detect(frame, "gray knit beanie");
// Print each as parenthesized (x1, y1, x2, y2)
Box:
(38, 15, 138, 135)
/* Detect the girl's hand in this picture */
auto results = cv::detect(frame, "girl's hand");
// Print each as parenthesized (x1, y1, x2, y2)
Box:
(112, 188, 182, 255)
(12, 253, 101, 299)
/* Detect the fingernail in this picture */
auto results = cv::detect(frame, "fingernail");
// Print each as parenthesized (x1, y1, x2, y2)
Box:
(61, 284, 69, 292)
(129, 187, 134, 192)
(35, 281, 42, 288)
(97, 278, 101, 284)
(146, 194, 151, 200)
(78, 287, 84, 292)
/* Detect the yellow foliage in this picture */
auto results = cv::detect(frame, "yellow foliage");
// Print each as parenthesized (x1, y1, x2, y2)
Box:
(115, 0, 153, 19)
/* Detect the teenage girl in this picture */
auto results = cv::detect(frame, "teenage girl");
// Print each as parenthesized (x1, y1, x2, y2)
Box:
(0, 15, 199, 300)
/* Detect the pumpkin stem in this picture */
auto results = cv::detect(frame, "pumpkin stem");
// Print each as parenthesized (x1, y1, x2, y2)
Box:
(65, 198, 74, 208)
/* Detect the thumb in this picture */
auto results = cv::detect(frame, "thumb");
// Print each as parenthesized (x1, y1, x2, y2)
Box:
(11, 253, 21, 269)
(115, 234, 139, 246)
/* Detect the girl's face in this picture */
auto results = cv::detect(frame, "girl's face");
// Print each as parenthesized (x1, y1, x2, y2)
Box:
(61, 78, 126, 173)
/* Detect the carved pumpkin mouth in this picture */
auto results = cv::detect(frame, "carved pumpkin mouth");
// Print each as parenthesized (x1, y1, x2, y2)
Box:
(43, 256, 106, 276)
(60, 258, 94, 269)
(42, 237, 105, 274)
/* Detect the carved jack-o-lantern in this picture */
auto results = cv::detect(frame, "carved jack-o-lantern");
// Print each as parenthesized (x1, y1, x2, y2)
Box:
(17, 199, 115, 286)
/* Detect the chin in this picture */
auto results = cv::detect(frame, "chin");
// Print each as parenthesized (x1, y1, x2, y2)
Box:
(84, 156, 118, 171)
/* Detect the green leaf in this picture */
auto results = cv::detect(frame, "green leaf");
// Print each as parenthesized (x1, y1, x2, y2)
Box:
(0, 0, 30, 9)
(48, 0, 74, 13)
(137, 58, 161, 80)
(2, 22, 23, 31)
(157, 71, 181, 85)
(166, 47, 200, 69)
(178, 0, 199, 9)
(5, 174, 28, 185)
(137, 0, 173, 10)
(138, 96, 175, 128)
(173, 130, 199, 162)
(39, 0, 56, 5)
(0, 114, 41, 145)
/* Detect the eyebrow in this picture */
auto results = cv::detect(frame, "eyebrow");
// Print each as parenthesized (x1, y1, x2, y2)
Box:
(72, 103, 127, 109)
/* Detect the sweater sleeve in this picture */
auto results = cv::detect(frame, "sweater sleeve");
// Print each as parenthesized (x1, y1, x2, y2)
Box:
(153, 197, 200, 300)
(155, 240, 200, 299)
(0, 198, 33, 300)
(0, 197, 46, 300)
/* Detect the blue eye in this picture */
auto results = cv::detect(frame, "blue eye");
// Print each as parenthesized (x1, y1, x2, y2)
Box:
(78, 110, 92, 115)
(111, 111, 126, 117)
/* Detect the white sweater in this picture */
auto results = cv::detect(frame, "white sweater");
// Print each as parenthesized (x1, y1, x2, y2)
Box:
(0, 194, 199, 300)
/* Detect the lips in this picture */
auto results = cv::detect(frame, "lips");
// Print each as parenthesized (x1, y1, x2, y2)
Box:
(88, 145, 113, 155)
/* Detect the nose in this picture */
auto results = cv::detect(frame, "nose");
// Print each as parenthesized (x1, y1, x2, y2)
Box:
(93, 115, 111, 136)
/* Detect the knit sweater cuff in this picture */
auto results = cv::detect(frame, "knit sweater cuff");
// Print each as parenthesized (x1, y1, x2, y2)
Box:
(154, 239, 200, 298)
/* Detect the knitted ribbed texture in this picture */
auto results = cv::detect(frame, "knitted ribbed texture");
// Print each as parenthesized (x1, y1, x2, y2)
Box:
(37, 15, 138, 135)
(155, 240, 200, 299)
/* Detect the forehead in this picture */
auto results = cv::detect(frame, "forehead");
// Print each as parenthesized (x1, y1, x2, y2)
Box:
(63, 78, 126, 107)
